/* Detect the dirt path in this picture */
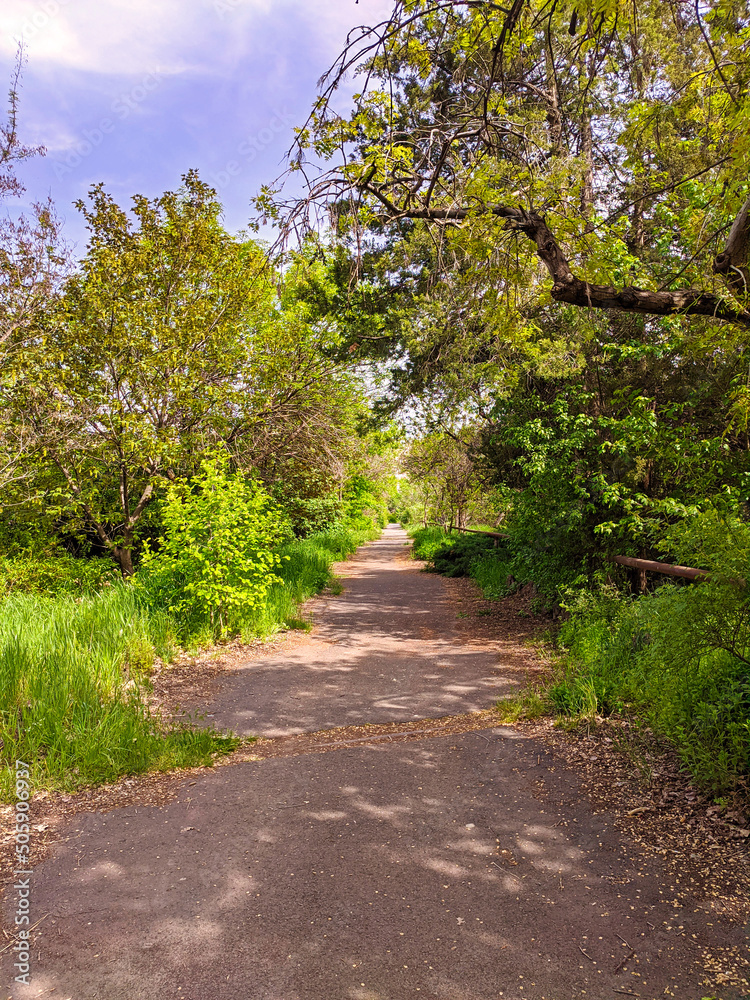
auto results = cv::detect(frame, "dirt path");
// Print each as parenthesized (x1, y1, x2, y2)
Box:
(2, 528, 748, 1000)
(198, 528, 532, 737)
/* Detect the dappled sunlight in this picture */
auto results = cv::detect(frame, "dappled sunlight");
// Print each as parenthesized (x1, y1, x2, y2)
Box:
(350, 799, 413, 823)
(195, 529, 532, 739)
(306, 809, 349, 821)
(204, 642, 513, 737)
(77, 859, 126, 883)
(422, 858, 470, 878)
(5, 726, 706, 999)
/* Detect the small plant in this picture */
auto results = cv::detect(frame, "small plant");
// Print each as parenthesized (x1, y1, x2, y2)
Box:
(284, 616, 313, 631)
(496, 687, 548, 722)
(139, 456, 288, 639)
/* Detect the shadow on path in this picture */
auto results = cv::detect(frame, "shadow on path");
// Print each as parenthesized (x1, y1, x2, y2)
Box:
(204, 527, 521, 737)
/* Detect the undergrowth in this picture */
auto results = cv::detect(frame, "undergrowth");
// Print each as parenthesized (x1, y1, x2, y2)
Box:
(408, 515, 750, 799)
(0, 520, 379, 801)
(410, 526, 515, 597)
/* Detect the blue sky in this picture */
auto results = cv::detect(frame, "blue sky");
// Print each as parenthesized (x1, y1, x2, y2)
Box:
(1, 0, 394, 250)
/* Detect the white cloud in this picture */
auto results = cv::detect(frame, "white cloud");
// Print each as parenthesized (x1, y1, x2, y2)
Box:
(0, 0, 395, 76)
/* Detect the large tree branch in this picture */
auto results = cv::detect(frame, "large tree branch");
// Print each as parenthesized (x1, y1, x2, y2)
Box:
(364, 189, 750, 327)
(713, 193, 750, 297)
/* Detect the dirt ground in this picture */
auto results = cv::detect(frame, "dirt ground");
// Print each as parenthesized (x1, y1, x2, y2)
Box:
(1, 528, 748, 999)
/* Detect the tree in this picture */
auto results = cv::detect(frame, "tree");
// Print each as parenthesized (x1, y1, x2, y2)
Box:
(0, 47, 68, 493)
(11, 173, 274, 575)
(3, 173, 376, 573)
(403, 428, 488, 528)
(271, 0, 750, 328)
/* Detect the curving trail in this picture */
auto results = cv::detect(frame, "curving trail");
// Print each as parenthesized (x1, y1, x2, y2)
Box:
(2, 528, 746, 1000)
(204, 527, 521, 737)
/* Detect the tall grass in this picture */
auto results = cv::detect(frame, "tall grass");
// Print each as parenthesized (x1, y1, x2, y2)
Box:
(0, 584, 237, 801)
(0, 520, 379, 801)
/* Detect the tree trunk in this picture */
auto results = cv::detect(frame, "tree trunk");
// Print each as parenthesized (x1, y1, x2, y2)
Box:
(113, 542, 135, 577)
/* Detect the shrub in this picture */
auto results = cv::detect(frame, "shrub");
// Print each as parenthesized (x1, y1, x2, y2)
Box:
(0, 552, 118, 596)
(555, 569, 750, 794)
(138, 457, 289, 640)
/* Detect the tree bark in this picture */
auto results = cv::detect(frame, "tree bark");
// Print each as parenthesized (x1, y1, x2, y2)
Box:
(383, 199, 750, 327)
(713, 194, 750, 296)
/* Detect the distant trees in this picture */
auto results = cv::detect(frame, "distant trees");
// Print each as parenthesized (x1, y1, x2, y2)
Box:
(403, 429, 493, 529)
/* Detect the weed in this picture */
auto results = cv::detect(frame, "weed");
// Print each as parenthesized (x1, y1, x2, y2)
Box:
(495, 688, 548, 722)
(285, 617, 313, 632)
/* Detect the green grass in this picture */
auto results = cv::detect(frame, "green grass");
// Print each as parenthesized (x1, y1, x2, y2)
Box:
(0, 584, 239, 801)
(0, 519, 380, 801)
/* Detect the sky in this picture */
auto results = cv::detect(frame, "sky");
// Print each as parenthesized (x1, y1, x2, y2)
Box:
(1, 0, 394, 250)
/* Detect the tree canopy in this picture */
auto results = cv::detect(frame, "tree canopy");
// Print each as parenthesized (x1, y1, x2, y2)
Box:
(270, 0, 750, 329)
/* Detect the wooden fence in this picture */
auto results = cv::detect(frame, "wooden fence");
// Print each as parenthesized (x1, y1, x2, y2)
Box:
(434, 523, 714, 582)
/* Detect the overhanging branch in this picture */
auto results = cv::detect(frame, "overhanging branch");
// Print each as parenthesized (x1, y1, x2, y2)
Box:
(361, 188, 750, 327)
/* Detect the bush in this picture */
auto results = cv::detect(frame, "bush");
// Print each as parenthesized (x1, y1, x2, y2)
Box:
(138, 457, 289, 640)
(555, 570, 750, 795)
(0, 552, 118, 596)
(409, 525, 451, 561)
(410, 526, 515, 593)
(239, 520, 381, 637)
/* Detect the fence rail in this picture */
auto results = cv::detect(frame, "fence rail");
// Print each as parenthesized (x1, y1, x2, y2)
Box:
(428, 524, 732, 584)
(613, 555, 707, 581)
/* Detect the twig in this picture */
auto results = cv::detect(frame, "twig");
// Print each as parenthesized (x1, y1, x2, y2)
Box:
(613, 989, 639, 997)
(0, 914, 49, 954)
(491, 861, 520, 881)
(614, 948, 636, 973)
(578, 945, 595, 963)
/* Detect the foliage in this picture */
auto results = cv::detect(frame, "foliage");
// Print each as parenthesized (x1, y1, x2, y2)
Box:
(0, 583, 238, 801)
(246, 520, 380, 637)
(138, 457, 288, 640)
(402, 430, 497, 529)
(4, 172, 274, 575)
(0, 551, 117, 596)
(550, 510, 750, 794)
(279, 0, 750, 343)
(0, 505, 381, 799)
(410, 526, 501, 577)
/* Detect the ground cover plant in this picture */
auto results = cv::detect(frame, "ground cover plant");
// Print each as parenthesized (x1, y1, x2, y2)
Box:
(410, 514, 750, 798)
(410, 526, 517, 598)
